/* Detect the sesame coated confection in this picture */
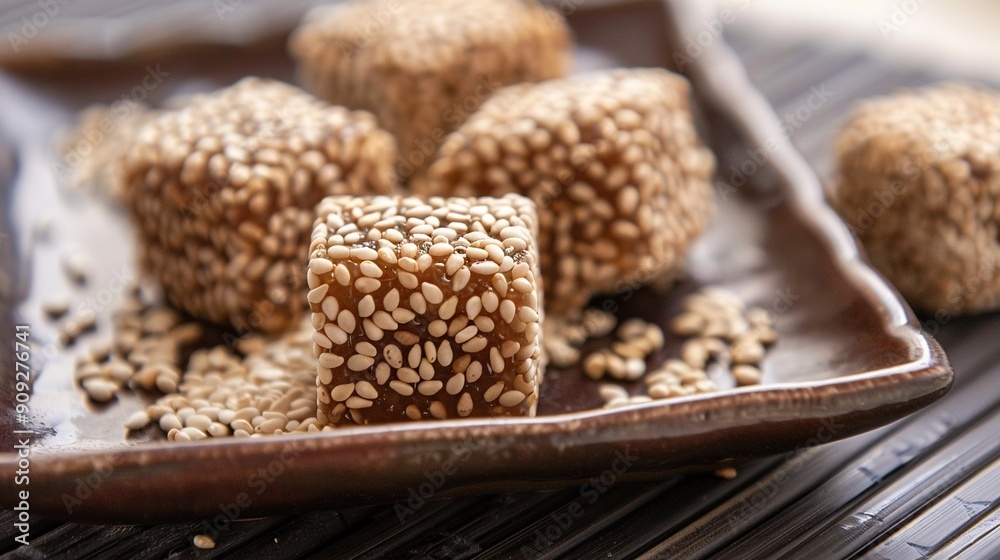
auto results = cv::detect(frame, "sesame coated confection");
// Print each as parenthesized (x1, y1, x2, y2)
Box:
(289, 0, 571, 178)
(121, 78, 399, 334)
(833, 83, 1000, 313)
(307, 194, 543, 425)
(414, 69, 716, 314)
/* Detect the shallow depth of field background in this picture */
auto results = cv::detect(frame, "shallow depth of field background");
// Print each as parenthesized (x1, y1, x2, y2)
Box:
(716, 0, 1000, 82)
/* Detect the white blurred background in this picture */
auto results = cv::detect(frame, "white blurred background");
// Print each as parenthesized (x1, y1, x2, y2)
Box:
(716, 0, 1000, 81)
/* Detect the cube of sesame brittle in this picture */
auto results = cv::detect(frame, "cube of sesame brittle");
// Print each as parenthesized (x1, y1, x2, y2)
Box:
(121, 78, 398, 334)
(307, 194, 543, 425)
(415, 69, 715, 314)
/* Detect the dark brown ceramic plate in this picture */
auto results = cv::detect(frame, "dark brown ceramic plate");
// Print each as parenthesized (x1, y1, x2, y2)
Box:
(0, 0, 952, 523)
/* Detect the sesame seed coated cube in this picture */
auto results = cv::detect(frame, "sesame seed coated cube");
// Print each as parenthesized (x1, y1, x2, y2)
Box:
(308, 194, 543, 425)
(833, 83, 1000, 313)
(414, 69, 716, 314)
(121, 78, 399, 333)
(289, 0, 571, 177)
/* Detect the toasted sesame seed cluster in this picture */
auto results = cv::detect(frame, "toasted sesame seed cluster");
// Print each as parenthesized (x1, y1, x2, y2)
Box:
(414, 69, 716, 314)
(833, 83, 1000, 313)
(307, 194, 543, 425)
(593, 288, 775, 410)
(289, 0, 571, 177)
(121, 78, 398, 333)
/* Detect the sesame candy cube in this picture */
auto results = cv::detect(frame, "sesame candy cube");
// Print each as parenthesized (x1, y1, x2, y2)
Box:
(308, 194, 543, 425)
(289, 0, 571, 177)
(833, 83, 1000, 313)
(121, 78, 398, 333)
(415, 69, 716, 314)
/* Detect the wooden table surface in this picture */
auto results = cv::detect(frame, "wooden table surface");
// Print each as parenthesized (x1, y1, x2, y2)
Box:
(3, 23, 1000, 560)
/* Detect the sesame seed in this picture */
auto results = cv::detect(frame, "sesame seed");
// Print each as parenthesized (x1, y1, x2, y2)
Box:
(384, 344, 403, 367)
(424, 341, 437, 363)
(501, 340, 521, 358)
(337, 309, 356, 333)
(410, 292, 428, 314)
(499, 390, 526, 407)
(383, 289, 400, 311)
(439, 296, 459, 320)
(355, 277, 381, 293)
(462, 336, 488, 353)
(510, 277, 532, 293)
(482, 291, 499, 313)
(429, 401, 447, 419)
(398, 271, 419, 289)
(355, 380, 379, 399)
(446, 253, 465, 275)
(470, 261, 501, 275)
(334, 264, 351, 286)
(518, 306, 539, 323)
(466, 247, 489, 260)
(457, 393, 474, 416)
(484, 382, 504, 402)
(312, 331, 333, 349)
(455, 324, 479, 344)
(394, 330, 420, 345)
(390, 380, 414, 396)
(428, 320, 448, 337)
(492, 274, 508, 297)
(347, 355, 374, 371)
(391, 308, 415, 324)
(418, 380, 443, 396)
(356, 341, 378, 357)
(309, 258, 333, 274)
(421, 283, 444, 304)
(362, 319, 384, 340)
(419, 359, 435, 380)
(406, 405, 422, 420)
(452, 267, 471, 291)
(408, 345, 422, 368)
(351, 247, 378, 261)
(466, 296, 483, 320)
(397, 367, 420, 383)
(318, 353, 345, 368)
(346, 396, 373, 409)
(446, 373, 465, 395)
(328, 246, 351, 259)
(307, 284, 329, 304)
(438, 340, 454, 366)
(360, 260, 383, 278)
(499, 300, 516, 323)
(331, 383, 355, 401)
(489, 347, 505, 373)
(466, 361, 483, 382)
(324, 322, 348, 344)
(321, 297, 340, 320)
(358, 295, 376, 317)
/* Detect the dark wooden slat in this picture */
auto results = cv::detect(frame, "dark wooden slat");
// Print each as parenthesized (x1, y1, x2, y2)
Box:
(412, 489, 582, 560)
(635, 423, 894, 560)
(303, 497, 485, 559)
(949, 520, 1000, 560)
(199, 511, 350, 560)
(777, 403, 1000, 559)
(0, 512, 61, 555)
(933, 502, 1000, 559)
(68, 521, 205, 560)
(475, 481, 677, 559)
(863, 457, 1000, 559)
(559, 459, 783, 560)
(708, 346, 1000, 559)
